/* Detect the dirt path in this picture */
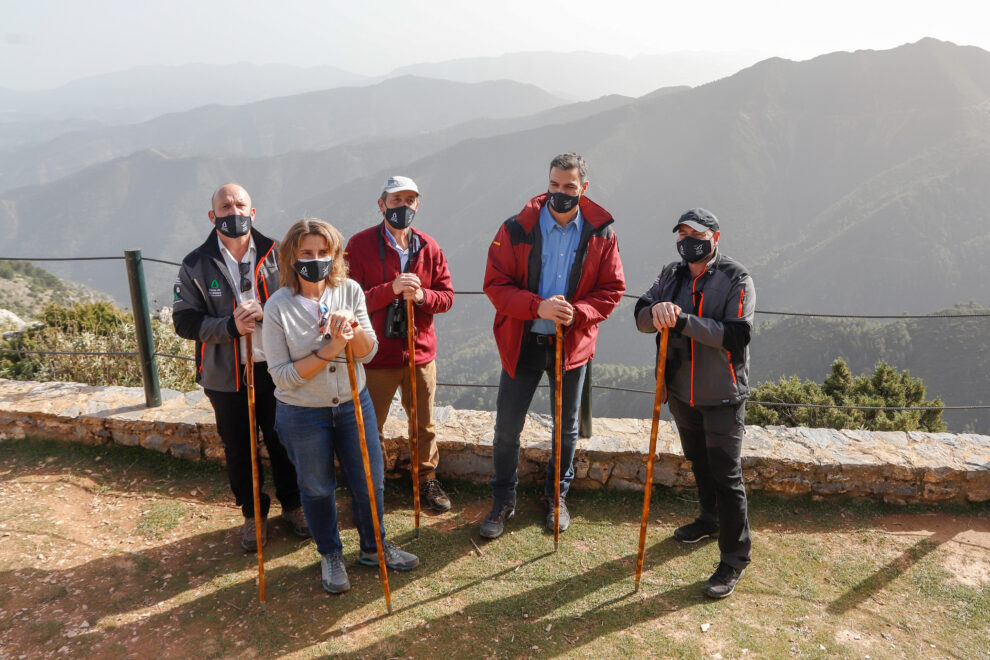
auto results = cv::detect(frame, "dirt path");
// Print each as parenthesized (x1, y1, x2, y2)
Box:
(2, 442, 989, 659)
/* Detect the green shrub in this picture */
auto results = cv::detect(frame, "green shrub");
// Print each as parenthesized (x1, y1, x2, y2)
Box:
(747, 358, 945, 431)
(0, 302, 196, 391)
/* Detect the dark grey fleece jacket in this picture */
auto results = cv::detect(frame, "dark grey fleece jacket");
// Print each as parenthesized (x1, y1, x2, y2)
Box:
(172, 228, 279, 392)
(634, 249, 755, 407)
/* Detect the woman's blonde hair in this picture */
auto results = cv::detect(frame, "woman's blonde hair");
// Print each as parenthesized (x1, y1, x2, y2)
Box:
(278, 219, 349, 293)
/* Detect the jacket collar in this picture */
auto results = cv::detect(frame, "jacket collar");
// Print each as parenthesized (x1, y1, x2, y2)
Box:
(676, 246, 722, 277)
(377, 222, 423, 252)
(516, 192, 613, 233)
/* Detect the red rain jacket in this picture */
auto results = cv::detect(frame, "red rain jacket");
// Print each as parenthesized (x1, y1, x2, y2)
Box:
(483, 193, 625, 377)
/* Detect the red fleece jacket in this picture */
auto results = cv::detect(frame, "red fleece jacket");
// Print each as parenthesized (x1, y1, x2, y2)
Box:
(345, 223, 454, 368)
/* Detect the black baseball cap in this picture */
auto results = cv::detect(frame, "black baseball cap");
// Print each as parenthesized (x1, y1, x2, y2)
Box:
(672, 208, 719, 233)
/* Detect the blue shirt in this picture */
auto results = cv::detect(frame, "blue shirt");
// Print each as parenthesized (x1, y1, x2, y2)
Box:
(383, 227, 411, 271)
(532, 203, 583, 335)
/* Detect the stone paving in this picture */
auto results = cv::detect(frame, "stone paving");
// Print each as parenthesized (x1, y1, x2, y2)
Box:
(2, 378, 988, 503)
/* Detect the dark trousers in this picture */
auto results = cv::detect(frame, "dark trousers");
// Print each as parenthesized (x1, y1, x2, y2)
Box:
(491, 336, 587, 505)
(668, 395, 751, 570)
(205, 362, 301, 519)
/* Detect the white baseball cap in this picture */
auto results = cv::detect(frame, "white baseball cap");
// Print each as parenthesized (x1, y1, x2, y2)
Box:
(382, 175, 420, 195)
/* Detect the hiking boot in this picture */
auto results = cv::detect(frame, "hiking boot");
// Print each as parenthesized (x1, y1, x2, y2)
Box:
(544, 496, 571, 533)
(674, 519, 719, 544)
(241, 515, 268, 553)
(479, 501, 516, 539)
(359, 542, 419, 571)
(703, 562, 746, 599)
(321, 551, 350, 594)
(422, 479, 452, 512)
(282, 507, 311, 538)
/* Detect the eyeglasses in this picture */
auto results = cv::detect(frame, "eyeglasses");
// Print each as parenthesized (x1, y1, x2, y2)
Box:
(237, 262, 252, 294)
(319, 302, 331, 336)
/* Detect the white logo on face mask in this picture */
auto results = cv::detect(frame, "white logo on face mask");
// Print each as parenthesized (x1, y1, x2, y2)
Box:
(221, 221, 228, 230)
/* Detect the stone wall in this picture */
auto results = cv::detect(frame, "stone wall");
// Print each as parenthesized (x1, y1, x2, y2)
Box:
(2, 378, 989, 503)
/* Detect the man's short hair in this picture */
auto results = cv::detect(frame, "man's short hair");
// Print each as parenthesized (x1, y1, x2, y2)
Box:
(549, 153, 588, 184)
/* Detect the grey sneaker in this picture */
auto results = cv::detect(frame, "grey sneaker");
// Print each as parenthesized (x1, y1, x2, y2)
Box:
(282, 507, 311, 538)
(544, 497, 571, 533)
(321, 551, 350, 594)
(703, 562, 745, 599)
(674, 519, 719, 543)
(479, 501, 516, 539)
(241, 516, 268, 553)
(422, 479, 452, 512)
(359, 543, 419, 571)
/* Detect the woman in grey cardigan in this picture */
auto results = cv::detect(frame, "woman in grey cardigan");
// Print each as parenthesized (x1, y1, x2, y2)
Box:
(263, 218, 419, 595)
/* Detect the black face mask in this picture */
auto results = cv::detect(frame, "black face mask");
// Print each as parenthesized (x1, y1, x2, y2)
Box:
(294, 257, 333, 283)
(384, 205, 415, 230)
(548, 191, 580, 213)
(677, 236, 713, 263)
(214, 214, 251, 238)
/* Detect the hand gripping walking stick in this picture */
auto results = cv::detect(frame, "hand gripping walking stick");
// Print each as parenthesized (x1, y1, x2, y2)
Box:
(244, 333, 267, 611)
(344, 341, 393, 614)
(553, 323, 564, 552)
(405, 298, 421, 536)
(635, 327, 670, 591)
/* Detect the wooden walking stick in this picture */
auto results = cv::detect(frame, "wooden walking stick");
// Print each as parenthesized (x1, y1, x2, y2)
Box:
(344, 341, 393, 614)
(244, 333, 266, 611)
(635, 327, 670, 591)
(553, 323, 564, 552)
(405, 298, 420, 536)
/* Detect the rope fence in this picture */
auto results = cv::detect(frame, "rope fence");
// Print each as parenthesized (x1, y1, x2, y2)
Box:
(2, 253, 989, 413)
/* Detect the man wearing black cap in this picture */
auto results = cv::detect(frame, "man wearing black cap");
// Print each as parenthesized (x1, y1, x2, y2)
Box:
(633, 208, 755, 599)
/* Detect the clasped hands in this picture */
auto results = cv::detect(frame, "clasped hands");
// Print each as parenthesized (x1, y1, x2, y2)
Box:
(650, 302, 682, 331)
(319, 309, 357, 342)
(233, 299, 264, 334)
(392, 273, 425, 303)
(537, 295, 575, 326)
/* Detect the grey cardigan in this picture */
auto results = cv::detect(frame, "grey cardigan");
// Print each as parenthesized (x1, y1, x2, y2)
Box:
(262, 279, 378, 407)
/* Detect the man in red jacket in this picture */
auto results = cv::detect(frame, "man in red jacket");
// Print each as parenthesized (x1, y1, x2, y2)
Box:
(345, 176, 455, 512)
(481, 153, 625, 539)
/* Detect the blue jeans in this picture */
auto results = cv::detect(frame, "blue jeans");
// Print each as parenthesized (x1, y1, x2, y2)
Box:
(491, 337, 587, 505)
(274, 388, 387, 556)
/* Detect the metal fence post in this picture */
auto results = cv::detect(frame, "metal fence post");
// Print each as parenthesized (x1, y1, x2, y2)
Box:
(125, 249, 162, 407)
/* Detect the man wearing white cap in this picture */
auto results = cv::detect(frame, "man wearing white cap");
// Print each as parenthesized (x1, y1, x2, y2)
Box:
(345, 176, 455, 512)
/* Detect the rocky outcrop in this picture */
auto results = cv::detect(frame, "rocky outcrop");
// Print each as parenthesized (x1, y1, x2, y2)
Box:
(1, 378, 988, 503)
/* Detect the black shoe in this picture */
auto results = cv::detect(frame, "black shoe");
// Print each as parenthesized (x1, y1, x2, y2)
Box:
(479, 501, 515, 539)
(544, 496, 570, 533)
(674, 519, 719, 544)
(703, 562, 746, 599)
(422, 479, 452, 513)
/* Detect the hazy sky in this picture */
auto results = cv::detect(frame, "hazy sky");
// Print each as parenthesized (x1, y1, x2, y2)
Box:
(2, 0, 987, 90)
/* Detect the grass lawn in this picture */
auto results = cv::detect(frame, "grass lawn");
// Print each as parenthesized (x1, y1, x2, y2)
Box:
(1, 436, 988, 659)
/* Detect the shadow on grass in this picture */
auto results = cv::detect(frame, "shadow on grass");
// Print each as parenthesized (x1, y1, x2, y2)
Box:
(333, 536, 708, 658)
(826, 529, 956, 615)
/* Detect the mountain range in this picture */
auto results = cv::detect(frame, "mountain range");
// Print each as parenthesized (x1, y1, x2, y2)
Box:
(386, 50, 763, 100)
(0, 76, 567, 192)
(2, 38, 988, 430)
